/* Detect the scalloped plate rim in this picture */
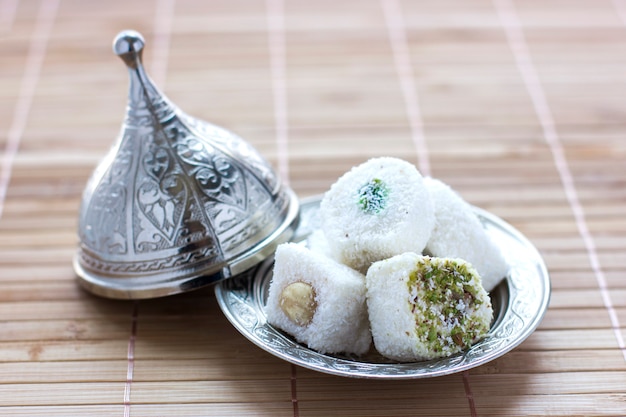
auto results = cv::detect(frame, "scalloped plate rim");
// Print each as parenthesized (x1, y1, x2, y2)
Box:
(215, 195, 551, 379)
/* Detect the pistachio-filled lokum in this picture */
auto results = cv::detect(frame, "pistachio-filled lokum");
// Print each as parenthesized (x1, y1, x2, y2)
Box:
(366, 252, 493, 361)
(265, 243, 372, 355)
(424, 177, 509, 292)
(320, 157, 434, 273)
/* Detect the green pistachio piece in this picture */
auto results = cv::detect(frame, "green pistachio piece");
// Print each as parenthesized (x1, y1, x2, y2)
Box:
(357, 178, 389, 214)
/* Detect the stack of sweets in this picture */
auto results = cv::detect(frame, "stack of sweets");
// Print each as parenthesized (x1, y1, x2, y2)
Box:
(265, 157, 508, 360)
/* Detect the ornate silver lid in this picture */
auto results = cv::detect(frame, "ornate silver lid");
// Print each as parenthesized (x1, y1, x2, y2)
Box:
(74, 30, 299, 299)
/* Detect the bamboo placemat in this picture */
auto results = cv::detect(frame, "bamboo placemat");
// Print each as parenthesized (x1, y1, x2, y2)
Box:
(1, 0, 626, 415)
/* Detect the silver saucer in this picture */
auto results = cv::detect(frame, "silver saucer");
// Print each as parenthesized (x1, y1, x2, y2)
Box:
(215, 196, 551, 379)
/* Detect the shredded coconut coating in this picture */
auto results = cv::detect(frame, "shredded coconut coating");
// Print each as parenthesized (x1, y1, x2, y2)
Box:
(320, 157, 434, 273)
(265, 243, 372, 355)
(366, 252, 493, 361)
(424, 177, 509, 292)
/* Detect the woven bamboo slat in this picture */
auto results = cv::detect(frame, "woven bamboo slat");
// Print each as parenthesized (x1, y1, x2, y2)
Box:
(1, 0, 625, 416)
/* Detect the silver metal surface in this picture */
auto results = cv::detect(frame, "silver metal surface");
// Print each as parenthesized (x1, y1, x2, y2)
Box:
(215, 196, 551, 379)
(74, 30, 299, 299)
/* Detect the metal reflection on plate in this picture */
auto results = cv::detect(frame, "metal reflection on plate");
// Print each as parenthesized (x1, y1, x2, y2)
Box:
(215, 196, 551, 379)
(74, 30, 299, 299)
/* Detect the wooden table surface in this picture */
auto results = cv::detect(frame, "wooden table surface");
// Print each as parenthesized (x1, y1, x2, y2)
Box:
(1, 0, 626, 415)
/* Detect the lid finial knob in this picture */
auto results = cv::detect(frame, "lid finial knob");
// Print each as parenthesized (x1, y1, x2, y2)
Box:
(113, 30, 145, 69)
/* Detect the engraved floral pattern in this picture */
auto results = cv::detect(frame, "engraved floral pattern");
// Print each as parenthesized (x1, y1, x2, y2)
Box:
(175, 135, 247, 210)
(79, 136, 136, 255)
(77, 61, 292, 277)
(136, 147, 187, 243)
(183, 115, 279, 194)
